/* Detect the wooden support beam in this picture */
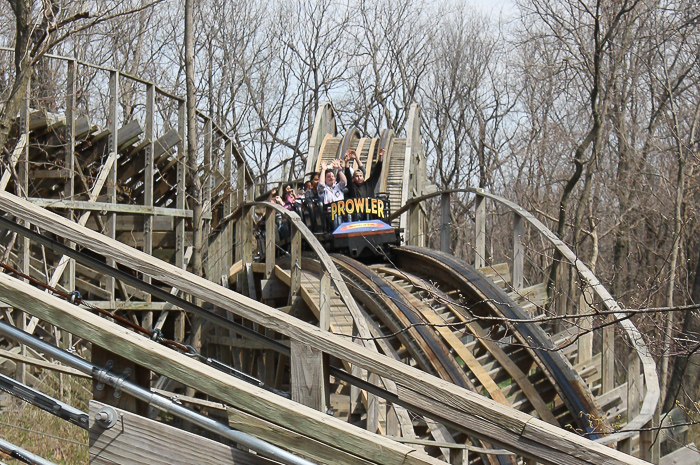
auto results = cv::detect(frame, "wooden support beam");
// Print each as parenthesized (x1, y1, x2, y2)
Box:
(290, 339, 328, 412)
(319, 271, 330, 332)
(106, 70, 119, 303)
(26, 151, 117, 335)
(227, 406, 376, 465)
(288, 226, 301, 306)
(174, 102, 186, 343)
(223, 139, 234, 284)
(474, 193, 486, 269)
(619, 351, 641, 454)
(602, 314, 614, 394)
(578, 288, 593, 365)
(143, 83, 155, 328)
(0, 348, 89, 378)
(153, 246, 193, 332)
(0, 133, 27, 191)
(17, 76, 30, 385)
(366, 372, 380, 434)
(265, 211, 275, 279)
(512, 213, 524, 291)
(89, 400, 274, 465)
(203, 118, 212, 273)
(28, 199, 195, 217)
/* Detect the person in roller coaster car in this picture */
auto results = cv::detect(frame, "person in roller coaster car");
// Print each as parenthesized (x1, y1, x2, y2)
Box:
(344, 147, 384, 199)
(282, 183, 297, 210)
(318, 158, 346, 204)
(304, 172, 320, 200)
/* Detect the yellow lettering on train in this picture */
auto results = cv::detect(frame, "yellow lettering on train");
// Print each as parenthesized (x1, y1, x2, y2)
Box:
(377, 200, 384, 218)
(331, 203, 337, 220)
(338, 201, 346, 216)
(346, 199, 354, 214)
(371, 198, 377, 215)
(356, 198, 365, 213)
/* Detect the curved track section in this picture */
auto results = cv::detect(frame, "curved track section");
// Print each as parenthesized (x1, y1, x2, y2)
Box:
(329, 255, 513, 465)
(390, 246, 605, 438)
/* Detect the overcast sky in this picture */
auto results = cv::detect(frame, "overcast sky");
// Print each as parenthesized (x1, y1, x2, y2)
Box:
(470, 0, 517, 20)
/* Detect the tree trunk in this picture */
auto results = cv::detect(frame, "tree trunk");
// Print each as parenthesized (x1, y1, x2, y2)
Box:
(185, 0, 203, 279)
(0, 0, 34, 153)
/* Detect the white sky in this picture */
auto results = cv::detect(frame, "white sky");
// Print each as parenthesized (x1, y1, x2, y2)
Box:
(470, 0, 517, 20)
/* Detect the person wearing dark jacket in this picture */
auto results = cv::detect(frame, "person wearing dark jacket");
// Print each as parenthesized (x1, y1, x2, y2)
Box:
(343, 148, 384, 199)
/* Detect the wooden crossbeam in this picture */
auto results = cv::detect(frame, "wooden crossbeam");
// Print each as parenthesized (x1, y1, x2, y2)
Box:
(89, 400, 273, 465)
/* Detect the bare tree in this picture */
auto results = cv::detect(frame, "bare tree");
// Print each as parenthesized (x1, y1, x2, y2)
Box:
(0, 0, 161, 154)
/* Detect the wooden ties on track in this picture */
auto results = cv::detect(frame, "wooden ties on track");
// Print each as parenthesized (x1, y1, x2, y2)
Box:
(380, 139, 406, 228)
(268, 245, 609, 463)
(390, 246, 607, 437)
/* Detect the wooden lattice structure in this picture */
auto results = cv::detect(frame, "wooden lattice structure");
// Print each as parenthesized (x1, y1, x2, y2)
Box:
(0, 51, 670, 465)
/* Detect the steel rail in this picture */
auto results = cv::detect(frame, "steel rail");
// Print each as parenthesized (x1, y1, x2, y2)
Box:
(0, 322, 315, 465)
(0, 372, 89, 429)
(0, 437, 57, 465)
(391, 188, 659, 444)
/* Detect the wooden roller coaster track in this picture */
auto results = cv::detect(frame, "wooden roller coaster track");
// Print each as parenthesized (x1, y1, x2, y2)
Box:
(0, 51, 665, 465)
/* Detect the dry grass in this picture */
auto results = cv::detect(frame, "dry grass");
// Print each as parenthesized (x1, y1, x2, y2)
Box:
(0, 370, 91, 465)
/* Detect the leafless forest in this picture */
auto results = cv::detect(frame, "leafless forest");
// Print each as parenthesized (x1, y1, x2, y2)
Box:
(1, 0, 700, 452)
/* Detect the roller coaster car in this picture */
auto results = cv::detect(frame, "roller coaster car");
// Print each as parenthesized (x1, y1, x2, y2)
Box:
(293, 194, 400, 259)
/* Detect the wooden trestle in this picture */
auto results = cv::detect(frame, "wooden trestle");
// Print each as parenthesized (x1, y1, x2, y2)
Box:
(0, 54, 660, 465)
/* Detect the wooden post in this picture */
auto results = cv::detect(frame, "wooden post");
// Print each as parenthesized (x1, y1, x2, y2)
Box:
(143, 83, 155, 329)
(203, 118, 213, 273)
(512, 213, 524, 291)
(263, 207, 277, 388)
(265, 210, 275, 279)
(619, 351, 641, 454)
(386, 404, 400, 437)
(440, 192, 450, 253)
(601, 314, 615, 394)
(223, 139, 233, 282)
(174, 101, 186, 342)
(450, 449, 468, 465)
(319, 272, 330, 332)
(235, 160, 245, 266)
(474, 193, 486, 269)
(63, 60, 77, 402)
(106, 70, 119, 304)
(366, 372, 380, 433)
(288, 226, 301, 306)
(242, 205, 254, 266)
(639, 415, 655, 463)
(577, 287, 593, 365)
(290, 340, 328, 412)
